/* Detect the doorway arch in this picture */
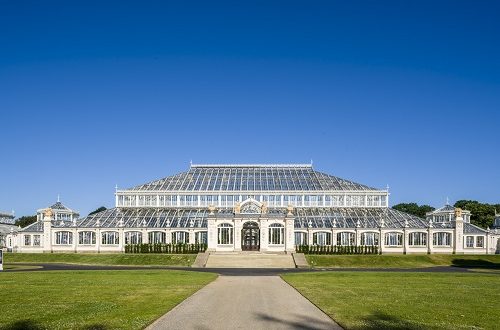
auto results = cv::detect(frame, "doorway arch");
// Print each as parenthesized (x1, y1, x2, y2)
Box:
(241, 221, 260, 251)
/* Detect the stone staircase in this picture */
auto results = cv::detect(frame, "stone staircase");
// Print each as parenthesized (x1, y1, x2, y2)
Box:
(203, 252, 296, 268)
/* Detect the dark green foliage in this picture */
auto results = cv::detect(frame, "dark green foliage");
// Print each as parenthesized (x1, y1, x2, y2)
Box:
(88, 206, 107, 215)
(15, 215, 37, 228)
(392, 203, 435, 218)
(454, 200, 500, 229)
(296, 245, 378, 255)
(125, 243, 207, 254)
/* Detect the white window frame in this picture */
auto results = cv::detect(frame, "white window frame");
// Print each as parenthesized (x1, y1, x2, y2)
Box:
(55, 231, 73, 245)
(217, 224, 233, 245)
(101, 231, 119, 245)
(268, 223, 285, 245)
(78, 231, 96, 245)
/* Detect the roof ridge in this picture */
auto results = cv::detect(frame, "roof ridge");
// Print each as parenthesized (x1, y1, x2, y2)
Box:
(190, 164, 313, 168)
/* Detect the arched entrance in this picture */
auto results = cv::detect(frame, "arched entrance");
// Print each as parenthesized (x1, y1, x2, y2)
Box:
(242, 221, 260, 251)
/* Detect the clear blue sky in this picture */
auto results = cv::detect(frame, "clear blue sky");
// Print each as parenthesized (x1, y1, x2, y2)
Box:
(1, 1, 499, 217)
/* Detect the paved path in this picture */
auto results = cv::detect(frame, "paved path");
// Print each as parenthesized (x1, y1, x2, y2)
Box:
(205, 253, 296, 268)
(146, 276, 342, 330)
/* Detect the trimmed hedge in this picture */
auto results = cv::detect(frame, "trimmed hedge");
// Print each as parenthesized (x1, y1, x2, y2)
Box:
(296, 245, 379, 255)
(125, 243, 207, 254)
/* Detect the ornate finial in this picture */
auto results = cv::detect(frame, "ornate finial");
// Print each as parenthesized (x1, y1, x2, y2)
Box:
(57, 194, 60, 202)
(404, 218, 409, 228)
(332, 219, 337, 228)
(190, 219, 195, 227)
(446, 197, 450, 205)
(386, 184, 390, 191)
(190, 160, 193, 167)
(208, 205, 216, 215)
(11, 209, 15, 216)
(307, 220, 312, 228)
(115, 184, 118, 192)
(43, 208, 53, 219)
(261, 202, 268, 214)
(287, 204, 294, 216)
(234, 202, 241, 214)
(454, 207, 462, 218)
(428, 218, 433, 228)
(356, 219, 361, 228)
(310, 159, 313, 166)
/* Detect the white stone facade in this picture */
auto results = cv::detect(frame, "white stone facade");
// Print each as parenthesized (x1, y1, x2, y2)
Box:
(6, 164, 500, 255)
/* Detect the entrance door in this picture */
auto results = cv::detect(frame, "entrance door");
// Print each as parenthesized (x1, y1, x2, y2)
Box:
(241, 221, 260, 251)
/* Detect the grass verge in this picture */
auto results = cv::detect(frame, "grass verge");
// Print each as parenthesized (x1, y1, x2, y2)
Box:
(0, 270, 216, 329)
(4, 253, 196, 267)
(305, 254, 500, 268)
(282, 271, 500, 329)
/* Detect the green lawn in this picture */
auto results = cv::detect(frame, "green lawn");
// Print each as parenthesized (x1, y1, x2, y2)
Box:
(0, 270, 217, 330)
(306, 254, 500, 268)
(5, 253, 196, 267)
(282, 272, 500, 329)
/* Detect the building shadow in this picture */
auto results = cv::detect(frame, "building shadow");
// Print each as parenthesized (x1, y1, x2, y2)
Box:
(255, 312, 341, 330)
(1, 320, 42, 330)
(0, 320, 109, 330)
(352, 311, 425, 330)
(451, 258, 499, 269)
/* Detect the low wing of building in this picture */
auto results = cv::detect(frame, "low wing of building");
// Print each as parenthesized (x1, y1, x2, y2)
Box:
(7, 164, 500, 254)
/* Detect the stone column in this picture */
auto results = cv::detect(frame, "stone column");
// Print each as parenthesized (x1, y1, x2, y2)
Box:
(378, 228, 384, 254)
(427, 228, 433, 254)
(118, 227, 124, 252)
(96, 227, 101, 253)
(260, 218, 269, 252)
(188, 230, 195, 245)
(42, 210, 53, 253)
(73, 228, 78, 253)
(285, 216, 295, 252)
(207, 214, 217, 252)
(403, 228, 408, 254)
(453, 208, 464, 254)
(234, 217, 242, 252)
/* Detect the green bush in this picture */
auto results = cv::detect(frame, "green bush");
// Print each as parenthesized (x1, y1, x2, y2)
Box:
(125, 243, 207, 254)
(296, 245, 378, 255)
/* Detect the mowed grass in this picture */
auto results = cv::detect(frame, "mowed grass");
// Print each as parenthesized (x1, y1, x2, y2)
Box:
(5, 253, 196, 266)
(282, 272, 500, 330)
(306, 254, 500, 268)
(0, 270, 217, 330)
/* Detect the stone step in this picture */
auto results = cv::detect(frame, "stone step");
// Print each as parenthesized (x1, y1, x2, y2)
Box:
(205, 253, 296, 268)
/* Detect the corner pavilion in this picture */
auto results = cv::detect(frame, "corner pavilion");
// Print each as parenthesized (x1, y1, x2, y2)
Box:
(8, 164, 500, 254)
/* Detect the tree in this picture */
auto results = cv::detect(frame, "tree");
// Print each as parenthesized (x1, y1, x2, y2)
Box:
(15, 215, 37, 228)
(454, 200, 500, 229)
(392, 203, 435, 218)
(89, 206, 107, 216)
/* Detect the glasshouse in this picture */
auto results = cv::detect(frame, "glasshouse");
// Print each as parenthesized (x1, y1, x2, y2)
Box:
(7, 163, 500, 254)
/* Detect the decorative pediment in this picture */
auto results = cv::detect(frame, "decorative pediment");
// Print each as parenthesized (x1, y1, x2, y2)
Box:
(236, 198, 264, 214)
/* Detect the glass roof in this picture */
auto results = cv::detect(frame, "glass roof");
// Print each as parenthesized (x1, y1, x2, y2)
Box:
(294, 207, 430, 229)
(128, 164, 378, 192)
(77, 208, 208, 228)
(71, 207, 431, 230)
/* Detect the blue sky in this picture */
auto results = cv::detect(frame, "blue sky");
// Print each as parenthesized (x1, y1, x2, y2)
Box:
(1, 1, 499, 216)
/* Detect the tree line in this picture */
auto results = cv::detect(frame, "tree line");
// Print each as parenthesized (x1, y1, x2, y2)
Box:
(393, 201, 499, 229)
